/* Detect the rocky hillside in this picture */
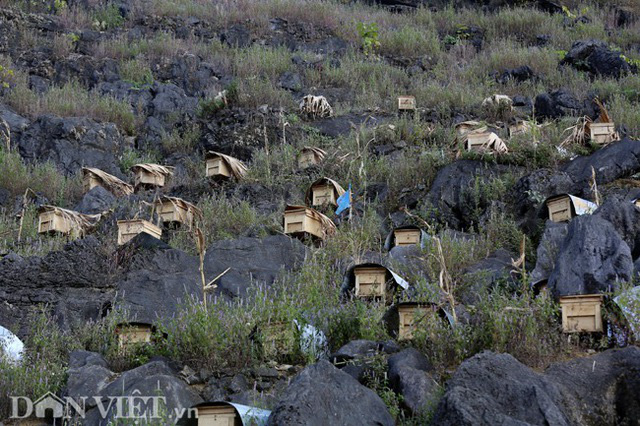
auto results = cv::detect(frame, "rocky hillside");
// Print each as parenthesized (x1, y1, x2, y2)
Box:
(0, 0, 639, 424)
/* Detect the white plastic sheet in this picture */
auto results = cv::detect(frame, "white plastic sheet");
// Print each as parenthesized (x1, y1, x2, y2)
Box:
(0, 325, 23, 362)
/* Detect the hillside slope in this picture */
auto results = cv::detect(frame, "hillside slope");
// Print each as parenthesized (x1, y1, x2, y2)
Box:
(0, 0, 639, 424)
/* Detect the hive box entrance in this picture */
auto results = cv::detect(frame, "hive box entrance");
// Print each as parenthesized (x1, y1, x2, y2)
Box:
(134, 170, 165, 188)
(155, 198, 199, 229)
(466, 131, 493, 152)
(559, 295, 603, 333)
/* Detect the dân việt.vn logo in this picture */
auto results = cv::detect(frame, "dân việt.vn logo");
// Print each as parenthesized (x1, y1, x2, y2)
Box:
(11, 389, 197, 422)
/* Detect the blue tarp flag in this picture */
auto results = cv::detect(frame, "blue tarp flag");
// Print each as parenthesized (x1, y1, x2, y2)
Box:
(335, 184, 351, 215)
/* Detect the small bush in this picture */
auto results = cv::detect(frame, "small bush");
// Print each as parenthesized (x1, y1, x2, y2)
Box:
(356, 22, 381, 56)
(160, 124, 200, 153)
(119, 58, 154, 89)
(92, 3, 125, 30)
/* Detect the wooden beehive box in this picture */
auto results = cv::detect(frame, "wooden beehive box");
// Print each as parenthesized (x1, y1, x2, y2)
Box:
(455, 121, 485, 137)
(394, 228, 421, 247)
(115, 323, 153, 349)
(284, 207, 324, 239)
(157, 201, 191, 226)
(262, 322, 297, 360)
(311, 183, 337, 206)
(134, 169, 165, 188)
(38, 210, 73, 236)
(206, 155, 231, 179)
(590, 123, 616, 145)
(509, 121, 530, 137)
(560, 295, 603, 333)
(354, 266, 389, 299)
(117, 219, 162, 245)
(398, 96, 416, 111)
(83, 173, 101, 192)
(397, 304, 432, 340)
(466, 131, 493, 152)
(198, 404, 240, 426)
(546, 196, 573, 223)
(155, 198, 200, 229)
(298, 150, 317, 169)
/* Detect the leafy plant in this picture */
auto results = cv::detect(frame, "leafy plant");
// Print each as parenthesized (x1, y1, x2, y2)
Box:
(361, 353, 403, 420)
(0, 64, 14, 89)
(356, 22, 381, 56)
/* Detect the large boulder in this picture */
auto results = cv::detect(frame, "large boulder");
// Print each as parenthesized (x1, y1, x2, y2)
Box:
(561, 39, 635, 78)
(561, 138, 640, 196)
(434, 348, 640, 425)
(434, 351, 574, 425)
(496, 65, 536, 84)
(143, 82, 198, 146)
(425, 160, 513, 230)
(17, 115, 126, 176)
(66, 354, 202, 423)
(533, 89, 584, 120)
(74, 186, 116, 215)
(203, 235, 308, 298)
(530, 220, 569, 286)
(115, 242, 201, 324)
(0, 103, 30, 141)
(544, 347, 640, 424)
(53, 55, 120, 89)
(387, 349, 439, 416)
(594, 199, 640, 259)
(220, 24, 251, 48)
(547, 215, 633, 297)
(459, 249, 516, 304)
(65, 350, 113, 401)
(153, 53, 219, 97)
(0, 237, 114, 337)
(267, 360, 394, 426)
(510, 169, 575, 231)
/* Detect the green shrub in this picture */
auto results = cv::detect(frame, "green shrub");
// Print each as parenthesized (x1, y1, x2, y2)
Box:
(413, 289, 568, 371)
(119, 58, 154, 89)
(168, 196, 275, 253)
(160, 124, 200, 153)
(160, 296, 256, 371)
(92, 3, 125, 30)
(0, 148, 83, 203)
(356, 22, 381, 56)
(118, 147, 160, 174)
